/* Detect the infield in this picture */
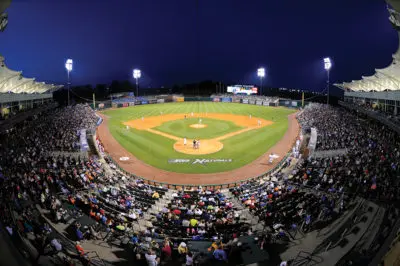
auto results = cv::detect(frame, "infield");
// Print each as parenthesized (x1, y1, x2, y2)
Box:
(101, 102, 296, 174)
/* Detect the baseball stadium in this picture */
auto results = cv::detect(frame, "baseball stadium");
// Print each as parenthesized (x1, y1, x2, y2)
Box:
(2, 1, 400, 266)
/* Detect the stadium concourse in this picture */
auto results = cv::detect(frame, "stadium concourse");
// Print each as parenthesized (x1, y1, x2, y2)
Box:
(1, 99, 400, 266)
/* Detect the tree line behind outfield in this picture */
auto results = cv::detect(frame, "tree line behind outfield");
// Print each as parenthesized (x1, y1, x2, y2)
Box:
(53, 79, 342, 106)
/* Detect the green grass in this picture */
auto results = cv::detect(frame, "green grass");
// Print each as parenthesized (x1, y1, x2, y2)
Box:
(154, 117, 244, 139)
(102, 102, 296, 174)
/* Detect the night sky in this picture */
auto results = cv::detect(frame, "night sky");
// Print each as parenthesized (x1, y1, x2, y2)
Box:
(0, 0, 398, 91)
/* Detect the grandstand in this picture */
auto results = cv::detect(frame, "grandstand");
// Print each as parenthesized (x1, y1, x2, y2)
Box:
(0, 55, 62, 120)
(2, 1, 400, 266)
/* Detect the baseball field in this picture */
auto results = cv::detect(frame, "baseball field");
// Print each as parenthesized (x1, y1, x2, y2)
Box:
(100, 102, 296, 175)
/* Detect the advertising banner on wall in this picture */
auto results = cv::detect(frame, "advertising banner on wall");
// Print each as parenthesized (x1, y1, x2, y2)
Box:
(122, 102, 129, 107)
(221, 97, 232, 102)
(256, 100, 262, 105)
(129, 102, 135, 106)
(263, 101, 269, 106)
(98, 103, 105, 109)
(291, 101, 298, 107)
(157, 99, 165, 103)
(232, 97, 241, 103)
(242, 99, 249, 104)
(176, 97, 185, 102)
(141, 100, 148, 105)
(285, 101, 290, 106)
(135, 101, 142, 105)
(249, 100, 256, 105)
(213, 98, 220, 102)
(149, 99, 157, 104)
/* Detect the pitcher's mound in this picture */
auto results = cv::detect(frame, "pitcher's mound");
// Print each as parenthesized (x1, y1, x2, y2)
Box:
(174, 139, 223, 155)
(190, 124, 207, 129)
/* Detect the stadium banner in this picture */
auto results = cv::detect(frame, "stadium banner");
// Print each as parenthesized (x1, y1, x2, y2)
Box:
(256, 100, 262, 105)
(98, 103, 105, 109)
(263, 101, 269, 106)
(269, 102, 277, 107)
(112, 103, 118, 108)
(79, 129, 89, 151)
(157, 99, 165, 103)
(242, 99, 249, 104)
(168, 158, 232, 165)
(291, 101, 298, 107)
(149, 99, 157, 104)
(129, 102, 135, 106)
(221, 97, 232, 102)
(96, 115, 103, 126)
(117, 103, 124, 108)
(249, 100, 256, 105)
(122, 102, 129, 107)
(141, 100, 148, 105)
(232, 97, 241, 103)
(176, 97, 185, 102)
(213, 97, 220, 102)
(135, 101, 142, 105)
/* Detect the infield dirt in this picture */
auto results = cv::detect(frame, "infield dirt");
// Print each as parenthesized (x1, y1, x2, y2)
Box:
(97, 112, 300, 185)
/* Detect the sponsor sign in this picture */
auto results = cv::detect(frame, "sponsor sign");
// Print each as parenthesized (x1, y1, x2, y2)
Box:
(256, 100, 262, 105)
(232, 97, 241, 103)
(249, 100, 256, 105)
(141, 100, 148, 105)
(213, 97, 220, 102)
(221, 97, 232, 102)
(168, 158, 232, 165)
(157, 99, 165, 103)
(123, 102, 129, 107)
(129, 102, 135, 106)
(242, 99, 249, 104)
(263, 101, 269, 106)
(176, 97, 185, 102)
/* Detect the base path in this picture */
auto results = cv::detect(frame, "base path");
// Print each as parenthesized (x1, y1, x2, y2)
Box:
(96, 112, 300, 186)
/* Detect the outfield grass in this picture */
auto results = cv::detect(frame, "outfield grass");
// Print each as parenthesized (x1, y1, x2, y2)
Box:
(154, 117, 244, 139)
(102, 102, 295, 174)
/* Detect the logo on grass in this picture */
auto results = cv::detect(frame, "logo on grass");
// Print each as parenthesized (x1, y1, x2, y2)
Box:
(168, 158, 232, 164)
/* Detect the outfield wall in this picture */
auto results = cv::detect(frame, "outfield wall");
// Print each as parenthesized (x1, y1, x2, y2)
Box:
(95, 95, 305, 110)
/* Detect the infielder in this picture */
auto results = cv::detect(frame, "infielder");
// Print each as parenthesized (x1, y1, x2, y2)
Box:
(183, 137, 187, 146)
(141, 116, 144, 121)
(258, 120, 261, 126)
(199, 118, 202, 125)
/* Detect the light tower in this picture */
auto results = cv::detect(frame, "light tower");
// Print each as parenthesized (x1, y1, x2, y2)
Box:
(257, 67, 265, 96)
(65, 59, 73, 106)
(133, 69, 141, 97)
(324, 57, 332, 105)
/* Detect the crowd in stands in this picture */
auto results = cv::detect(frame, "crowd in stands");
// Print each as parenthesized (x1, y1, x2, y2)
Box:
(1, 101, 400, 265)
(295, 103, 400, 201)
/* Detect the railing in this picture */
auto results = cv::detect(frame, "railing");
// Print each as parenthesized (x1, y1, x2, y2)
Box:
(104, 152, 291, 189)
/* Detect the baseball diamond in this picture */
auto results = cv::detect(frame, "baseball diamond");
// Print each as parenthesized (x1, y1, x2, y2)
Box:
(97, 102, 299, 182)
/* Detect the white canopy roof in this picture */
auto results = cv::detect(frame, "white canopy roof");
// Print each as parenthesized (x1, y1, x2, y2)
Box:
(0, 55, 62, 94)
(334, 7, 400, 92)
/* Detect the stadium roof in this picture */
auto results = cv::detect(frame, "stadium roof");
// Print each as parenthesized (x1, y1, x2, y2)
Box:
(334, 4, 400, 92)
(0, 55, 62, 94)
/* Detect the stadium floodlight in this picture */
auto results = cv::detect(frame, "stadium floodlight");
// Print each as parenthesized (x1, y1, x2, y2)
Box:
(323, 57, 332, 104)
(65, 59, 73, 105)
(133, 69, 141, 97)
(257, 67, 265, 96)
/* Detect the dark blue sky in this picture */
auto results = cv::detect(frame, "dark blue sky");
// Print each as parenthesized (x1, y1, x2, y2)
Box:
(0, 0, 398, 91)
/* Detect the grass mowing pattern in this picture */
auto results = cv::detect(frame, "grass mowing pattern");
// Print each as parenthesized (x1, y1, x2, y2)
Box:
(102, 102, 295, 174)
(154, 117, 244, 139)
